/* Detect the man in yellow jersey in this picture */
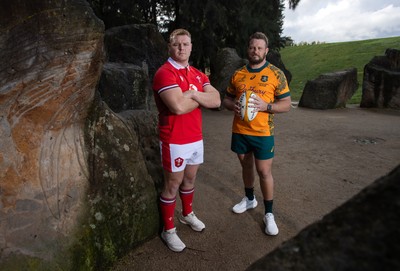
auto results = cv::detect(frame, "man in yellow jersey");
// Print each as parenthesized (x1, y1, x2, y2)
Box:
(222, 32, 291, 235)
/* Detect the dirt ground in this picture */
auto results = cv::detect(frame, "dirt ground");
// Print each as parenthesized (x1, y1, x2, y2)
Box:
(112, 105, 400, 271)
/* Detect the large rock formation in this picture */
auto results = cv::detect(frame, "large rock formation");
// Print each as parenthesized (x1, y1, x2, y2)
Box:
(98, 24, 168, 113)
(360, 48, 400, 109)
(81, 95, 160, 269)
(247, 164, 400, 270)
(0, 1, 163, 270)
(0, 0, 104, 268)
(119, 110, 163, 191)
(299, 68, 358, 109)
(98, 62, 151, 112)
(103, 24, 167, 81)
(209, 48, 247, 99)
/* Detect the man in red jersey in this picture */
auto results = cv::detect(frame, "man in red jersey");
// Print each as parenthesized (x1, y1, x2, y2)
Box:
(153, 28, 220, 252)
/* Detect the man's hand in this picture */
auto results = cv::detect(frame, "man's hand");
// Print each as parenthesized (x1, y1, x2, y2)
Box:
(248, 95, 268, 112)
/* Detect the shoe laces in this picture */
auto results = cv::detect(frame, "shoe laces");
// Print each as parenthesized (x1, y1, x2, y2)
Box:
(265, 213, 274, 220)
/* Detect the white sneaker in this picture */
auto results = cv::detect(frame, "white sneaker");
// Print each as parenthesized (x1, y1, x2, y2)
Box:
(179, 212, 205, 232)
(161, 228, 186, 252)
(232, 197, 258, 214)
(263, 213, 279, 235)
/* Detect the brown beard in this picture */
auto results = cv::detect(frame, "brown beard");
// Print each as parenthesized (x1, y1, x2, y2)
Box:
(248, 54, 266, 65)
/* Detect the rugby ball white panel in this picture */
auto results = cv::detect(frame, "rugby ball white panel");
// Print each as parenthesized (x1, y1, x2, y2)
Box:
(238, 91, 258, 122)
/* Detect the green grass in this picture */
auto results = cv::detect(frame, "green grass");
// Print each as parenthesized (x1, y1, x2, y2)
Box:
(280, 36, 400, 104)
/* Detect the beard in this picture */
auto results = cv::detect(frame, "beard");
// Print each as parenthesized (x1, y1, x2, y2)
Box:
(248, 53, 266, 65)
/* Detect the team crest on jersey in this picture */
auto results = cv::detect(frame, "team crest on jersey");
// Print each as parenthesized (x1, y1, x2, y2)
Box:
(175, 157, 184, 167)
(196, 75, 202, 83)
(189, 84, 198, 91)
(261, 76, 268, 82)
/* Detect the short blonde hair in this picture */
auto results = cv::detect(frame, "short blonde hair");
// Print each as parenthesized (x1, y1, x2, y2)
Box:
(169, 29, 191, 43)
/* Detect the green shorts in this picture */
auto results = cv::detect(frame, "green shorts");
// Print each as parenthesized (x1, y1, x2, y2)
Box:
(231, 133, 274, 160)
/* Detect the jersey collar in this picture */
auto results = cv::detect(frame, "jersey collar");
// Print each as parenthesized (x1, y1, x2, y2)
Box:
(246, 61, 269, 73)
(168, 57, 191, 71)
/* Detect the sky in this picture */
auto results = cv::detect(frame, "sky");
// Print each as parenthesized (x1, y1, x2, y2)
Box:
(283, 0, 400, 43)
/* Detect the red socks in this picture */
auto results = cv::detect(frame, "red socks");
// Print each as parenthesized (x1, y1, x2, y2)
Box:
(179, 188, 194, 216)
(159, 188, 195, 230)
(160, 196, 176, 231)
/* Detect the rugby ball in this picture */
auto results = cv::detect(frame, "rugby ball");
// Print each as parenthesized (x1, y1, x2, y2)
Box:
(238, 91, 258, 122)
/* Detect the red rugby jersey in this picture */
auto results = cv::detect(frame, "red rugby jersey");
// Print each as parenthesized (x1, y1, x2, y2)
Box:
(153, 58, 210, 144)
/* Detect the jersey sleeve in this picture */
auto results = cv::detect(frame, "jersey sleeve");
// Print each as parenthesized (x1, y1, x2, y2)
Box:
(201, 72, 210, 87)
(274, 68, 290, 99)
(153, 66, 179, 94)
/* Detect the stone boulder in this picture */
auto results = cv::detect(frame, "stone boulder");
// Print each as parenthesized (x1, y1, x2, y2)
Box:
(119, 110, 163, 192)
(209, 48, 247, 98)
(99, 24, 168, 112)
(360, 48, 400, 109)
(0, 0, 104, 269)
(247, 164, 400, 271)
(0, 1, 162, 270)
(299, 68, 358, 109)
(98, 62, 151, 113)
(104, 24, 167, 81)
(80, 95, 160, 269)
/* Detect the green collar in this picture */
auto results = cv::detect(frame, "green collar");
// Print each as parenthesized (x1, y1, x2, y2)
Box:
(246, 61, 269, 73)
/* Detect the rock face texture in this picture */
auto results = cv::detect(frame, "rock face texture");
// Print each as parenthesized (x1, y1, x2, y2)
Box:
(103, 24, 167, 81)
(82, 95, 160, 269)
(0, 0, 104, 267)
(299, 68, 358, 109)
(98, 62, 150, 112)
(98, 24, 167, 113)
(210, 48, 247, 99)
(0, 1, 163, 270)
(361, 48, 400, 109)
(247, 165, 400, 271)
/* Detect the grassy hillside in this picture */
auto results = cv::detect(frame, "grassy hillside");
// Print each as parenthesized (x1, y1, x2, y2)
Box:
(279, 36, 400, 103)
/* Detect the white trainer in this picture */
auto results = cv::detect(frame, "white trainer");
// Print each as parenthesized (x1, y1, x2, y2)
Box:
(263, 213, 279, 235)
(179, 212, 205, 232)
(161, 228, 186, 252)
(232, 197, 258, 214)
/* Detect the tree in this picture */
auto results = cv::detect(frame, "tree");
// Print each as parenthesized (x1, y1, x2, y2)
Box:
(288, 0, 301, 9)
(86, 0, 173, 28)
(86, 0, 302, 70)
(170, 0, 286, 71)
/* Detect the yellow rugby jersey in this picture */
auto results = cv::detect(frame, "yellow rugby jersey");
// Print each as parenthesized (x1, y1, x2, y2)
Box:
(226, 61, 290, 136)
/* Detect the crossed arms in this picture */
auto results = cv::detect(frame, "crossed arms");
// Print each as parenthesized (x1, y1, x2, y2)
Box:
(160, 85, 221, 115)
